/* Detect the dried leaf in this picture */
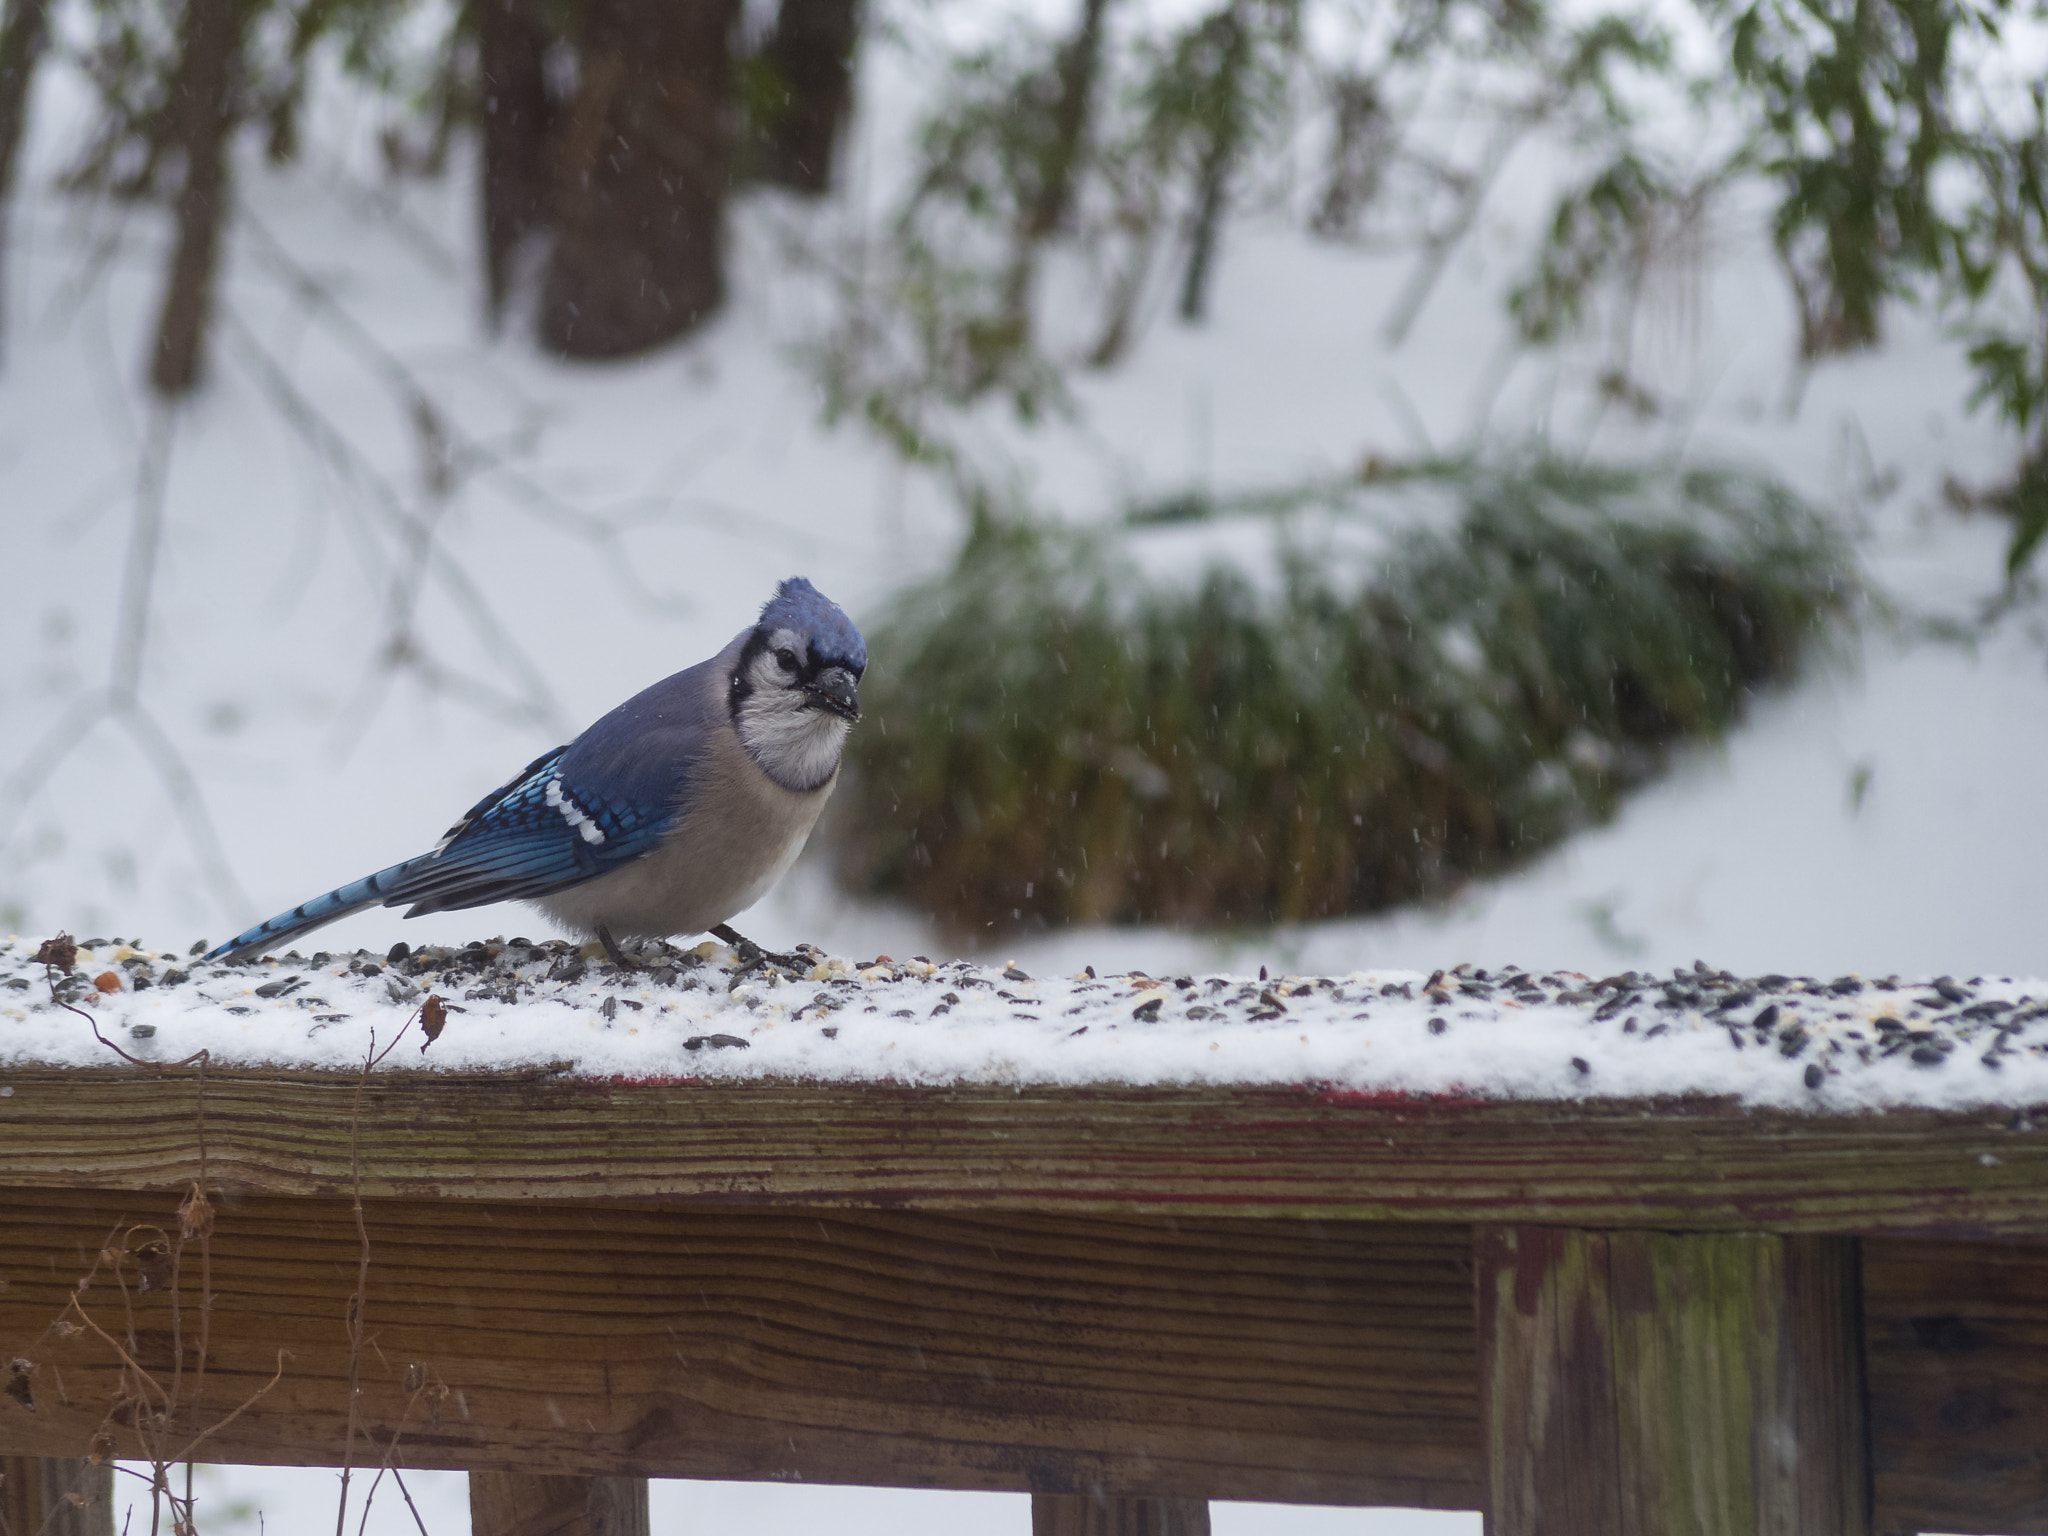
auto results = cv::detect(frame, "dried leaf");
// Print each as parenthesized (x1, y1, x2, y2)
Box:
(88, 1431, 115, 1464)
(178, 1184, 215, 1242)
(135, 1238, 174, 1293)
(5, 1358, 33, 1412)
(418, 993, 447, 1052)
(34, 934, 77, 974)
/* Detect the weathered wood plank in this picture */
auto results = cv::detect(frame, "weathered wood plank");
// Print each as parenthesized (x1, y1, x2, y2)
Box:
(1475, 1229, 1623, 1536)
(6, 1193, 2047, 1528)
(0, 1189, 1479, 1508)
(1865, 1237, 2048, 1535)
(0, 1457, 115, 1536)
(1477, 1227, 1868, 1535)
(1031, 1493, 1211, 1534)
(468, 1473, 649, 1536)
(0, 1068, 2044, 1232)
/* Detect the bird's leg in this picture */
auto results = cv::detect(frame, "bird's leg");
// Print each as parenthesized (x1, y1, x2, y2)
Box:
(710, 923, 808, 972)
(710, 923, 763, 964)
(595, 922, 638, 971)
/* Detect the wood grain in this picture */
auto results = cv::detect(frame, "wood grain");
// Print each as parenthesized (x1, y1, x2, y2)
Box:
(0, 1067, 2044, 1233)
(1477, 1228, 1867, 1536)
(1031, 1493, 1211, 1534)
(0, 1189, 1479, 1508)
(1865, 1237, 2048, 1535)
(0, 1457, 114, 1536)
(468, 1473, 649, 1536)
(1476, 1228, 1623, 1536)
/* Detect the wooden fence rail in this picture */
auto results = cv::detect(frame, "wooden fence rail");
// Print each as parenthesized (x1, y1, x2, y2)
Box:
(2, 1068, 2045, 1534)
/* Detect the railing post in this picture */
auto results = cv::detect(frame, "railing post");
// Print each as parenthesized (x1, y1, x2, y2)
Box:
(468, 1472, 650, 1536)
(1030, 1493, 1211, 1534)
(1476, 1226, 1871, 1536)
(0, 1457, 114, 1536)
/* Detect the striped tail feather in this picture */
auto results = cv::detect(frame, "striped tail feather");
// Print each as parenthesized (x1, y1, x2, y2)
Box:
(205, 858, 433, 961)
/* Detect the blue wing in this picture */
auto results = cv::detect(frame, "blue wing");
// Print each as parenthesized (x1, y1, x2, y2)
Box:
(205, 749, 680, 959)
(390, 746, 671, 916)
(206, 657, 723, 961)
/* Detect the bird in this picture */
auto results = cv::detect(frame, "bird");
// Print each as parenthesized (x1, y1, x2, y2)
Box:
(206, 577, 865, 964)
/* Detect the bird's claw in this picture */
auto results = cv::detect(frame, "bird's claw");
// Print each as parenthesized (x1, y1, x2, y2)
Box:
(710, 923, 807, 973)
(595, 923, 639, 971)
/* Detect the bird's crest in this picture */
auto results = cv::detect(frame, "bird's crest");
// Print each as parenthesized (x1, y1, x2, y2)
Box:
(759, 576, 866, 672)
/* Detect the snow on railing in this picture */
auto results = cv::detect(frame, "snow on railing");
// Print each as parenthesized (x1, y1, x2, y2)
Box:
(4, 935, 2042, 1111)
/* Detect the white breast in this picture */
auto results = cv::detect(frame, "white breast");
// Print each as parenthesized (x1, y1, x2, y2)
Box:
(530, 728, 837, 941)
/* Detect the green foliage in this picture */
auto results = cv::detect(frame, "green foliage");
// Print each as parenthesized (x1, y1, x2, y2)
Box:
(808, 0, 2048, 580)
(1504, 0, 2048, 578)
(833, 455, 1852, 932)
(1996, 448, 2048, 579)
(817, 0, 1683, 472)
(1720, 0, 1992, 355)
(1509, 152, 1690, 344)
(814, 0, 1315, 458)
(63, 0, 418, 194)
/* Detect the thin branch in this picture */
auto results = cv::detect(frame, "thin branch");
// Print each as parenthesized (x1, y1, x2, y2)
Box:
(116, 700, 252, 918)
(162, 1347, 288, 1465)
(351, 1386, 422, 1536)
(0, 404, 252, 918)
(308, 148, 463, 279)
(110, 406, 174, 696)
(0, 689, 116, 856)
(335, 1015, 416, 1536)
(242, 210, 826, 595)
(387, 1468, 433, 1536)
(1382, 113, 1526, 344)
(63, 1298, 172, 1414)
(217, 305, 571, 738)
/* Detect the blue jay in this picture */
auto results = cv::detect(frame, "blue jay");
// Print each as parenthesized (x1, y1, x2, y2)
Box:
(207, 577, 865, 963)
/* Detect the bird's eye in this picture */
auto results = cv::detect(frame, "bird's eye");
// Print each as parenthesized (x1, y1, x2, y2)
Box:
(774, 648, 800, 673)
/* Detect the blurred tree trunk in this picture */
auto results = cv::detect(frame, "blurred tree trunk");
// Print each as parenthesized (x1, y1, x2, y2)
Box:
(991, 0, 1110, 370)
(478, 0, 554, 325)
(0, 0, 51, 356)
(755, 0, 860, 194)
(150, 0, 254, 396)
(1176, 1, 1250, 324)
(1024, 0, 1109, 245)
(538, 0, 739, 359)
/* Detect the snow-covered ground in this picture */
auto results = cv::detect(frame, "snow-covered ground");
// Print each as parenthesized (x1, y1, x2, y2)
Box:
(110, 1463, 1476, 1536)
(1, 27, 2041, 986)
(2, 6, 2043, 1531)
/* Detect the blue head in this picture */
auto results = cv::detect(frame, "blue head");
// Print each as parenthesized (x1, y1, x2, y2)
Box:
(729, 577, 867, 792)
(756, 576, 867, 677)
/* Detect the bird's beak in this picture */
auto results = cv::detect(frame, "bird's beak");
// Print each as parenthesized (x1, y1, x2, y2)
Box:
(806, 666, 861, 722)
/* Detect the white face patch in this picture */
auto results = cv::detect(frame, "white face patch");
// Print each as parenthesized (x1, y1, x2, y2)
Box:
(734, 691, 851, 792)
(546, 774, 607, 844)
(746, 629, 809, 693)
(731, 626, 854, 792)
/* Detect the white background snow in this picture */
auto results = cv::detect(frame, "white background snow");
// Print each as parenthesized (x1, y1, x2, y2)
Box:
(3, 0, 2043, 1528)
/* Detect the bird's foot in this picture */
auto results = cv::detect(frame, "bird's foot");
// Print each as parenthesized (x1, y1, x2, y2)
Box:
(595, 923, 639, 971)
(709, 923, 809, 973)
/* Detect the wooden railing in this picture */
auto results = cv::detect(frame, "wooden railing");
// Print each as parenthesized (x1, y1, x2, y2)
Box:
(2, 1065, 2044, 1534)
